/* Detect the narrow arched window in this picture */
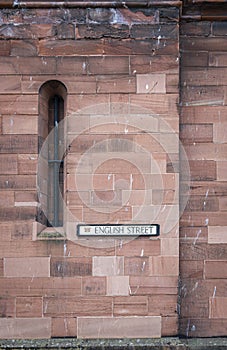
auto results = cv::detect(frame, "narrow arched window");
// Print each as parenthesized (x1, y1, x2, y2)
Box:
(38, 81, 67, 229)
(48, 94, 64, 227)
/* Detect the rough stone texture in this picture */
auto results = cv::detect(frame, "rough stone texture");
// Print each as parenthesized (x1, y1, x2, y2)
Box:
(1, 0, 227, 341)
(77, 316, 161, 338)
(0, 9, 179, 339)
(4, 257, 50, 277)
(180, 17, 227, 337)
(0, 4, 181, 339)
(0, 318, 51, 339)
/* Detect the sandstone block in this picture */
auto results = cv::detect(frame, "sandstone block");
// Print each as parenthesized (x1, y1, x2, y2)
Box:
(16, 297, 42, 317)
(51, 317, 77, 337)
(88, 56, 129, 75)
(113, 296, 148, 316)
(0, 318, 51, 339)
(50, 257, 92, 277)
(77, 316, 161, 338)
(107, 276, 129, 296)
(136, 74, 166, 94)
(149, 256, 179, 276)
(93, 256, 124, 276)
(82, 276, 106, 295)
(44, 297, 112, 317)
(208, 226, 227, 244)
(4, 257, 50, 277)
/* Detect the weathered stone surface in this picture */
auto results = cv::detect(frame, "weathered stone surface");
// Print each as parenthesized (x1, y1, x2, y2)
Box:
(77, 316, 161, 338)
(50, 257, 92, 277)
(0, 318, 51, 339)
(0, 2, 189, 341)
(180, 16, 227, 339)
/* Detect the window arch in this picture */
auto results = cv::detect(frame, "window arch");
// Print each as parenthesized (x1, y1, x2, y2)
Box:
(38, 80, 67, 228)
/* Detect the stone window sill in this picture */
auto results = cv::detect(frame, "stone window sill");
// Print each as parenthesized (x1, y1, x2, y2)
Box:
(33, 222, 65, 240)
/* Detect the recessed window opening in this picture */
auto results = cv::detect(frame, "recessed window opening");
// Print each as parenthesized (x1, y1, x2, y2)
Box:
(38, 81, 67, 229)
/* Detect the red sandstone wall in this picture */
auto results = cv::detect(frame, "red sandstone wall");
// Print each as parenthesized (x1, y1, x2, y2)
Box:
(0, 5, 180, 339)
(180, 19, 227, 336)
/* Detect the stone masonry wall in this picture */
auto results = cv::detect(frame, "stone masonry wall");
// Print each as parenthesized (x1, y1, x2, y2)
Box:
(180, 18, 227, 337)
(0, 5, 180, 339)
